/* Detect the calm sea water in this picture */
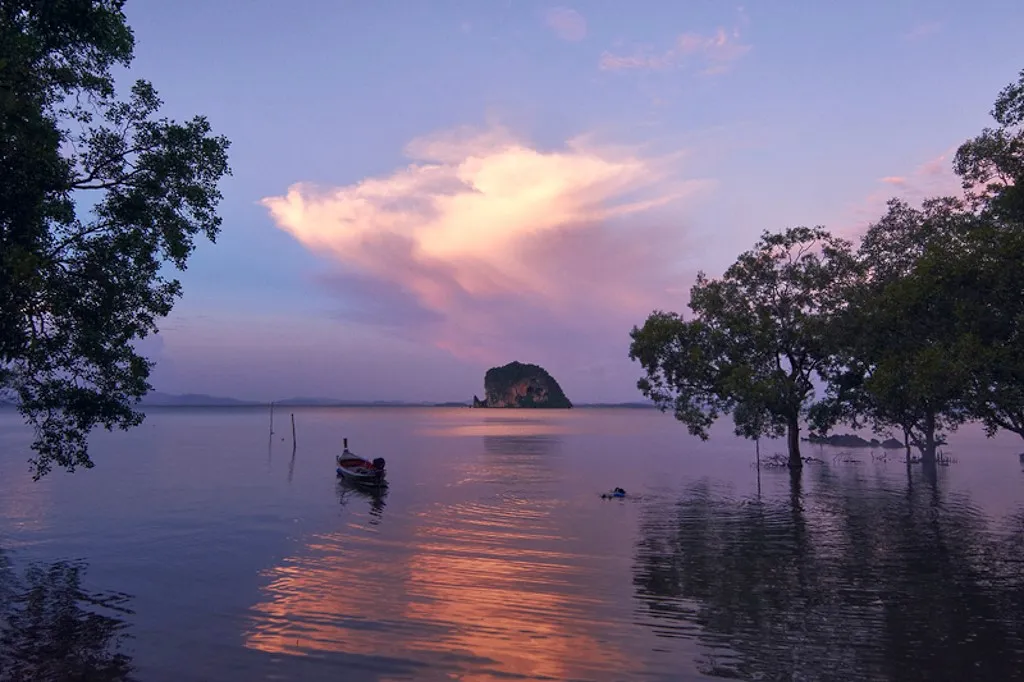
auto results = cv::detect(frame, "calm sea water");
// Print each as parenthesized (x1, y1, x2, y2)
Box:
(1, 406, 1023, 681)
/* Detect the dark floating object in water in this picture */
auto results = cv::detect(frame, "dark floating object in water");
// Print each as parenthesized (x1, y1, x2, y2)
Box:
(336, 437, 387, 488)
(761, 453, 790, 468)
(602, 487, 626, 499)
(756, 453, 827, 469)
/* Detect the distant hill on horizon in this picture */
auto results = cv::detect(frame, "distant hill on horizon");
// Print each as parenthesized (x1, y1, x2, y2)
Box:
(141, 392, 256, 407)
(138, 392, 656, 409)
(140, 392, 471, 408)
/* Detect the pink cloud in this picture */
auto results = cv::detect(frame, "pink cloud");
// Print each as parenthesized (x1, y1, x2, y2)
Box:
(261, 126, 713, 371)
(599, 20, 751, 75)
(836, 148, 966, 238)
(543, 7, 587, 42)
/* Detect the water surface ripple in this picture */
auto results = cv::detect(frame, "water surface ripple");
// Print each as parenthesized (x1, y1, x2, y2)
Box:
(1, 407, 1023, 681)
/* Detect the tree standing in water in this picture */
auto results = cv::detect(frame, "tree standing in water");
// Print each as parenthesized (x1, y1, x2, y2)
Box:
(0, 0, 231, 478)
(629, 227, 861, 469)
(816, 197, 977, 465)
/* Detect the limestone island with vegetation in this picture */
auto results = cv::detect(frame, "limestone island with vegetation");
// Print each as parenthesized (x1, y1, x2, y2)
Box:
(472, 361, 572, 409)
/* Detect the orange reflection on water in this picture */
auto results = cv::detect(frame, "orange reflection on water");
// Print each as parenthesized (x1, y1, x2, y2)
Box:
(244, 494, 627, 680)
(418, 422, 572, 439)
(243, 531, 415, 659)
(398, 510, 626, 681)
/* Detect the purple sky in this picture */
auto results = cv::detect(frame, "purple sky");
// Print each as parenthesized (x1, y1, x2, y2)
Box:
(123, 0, 1024, 403)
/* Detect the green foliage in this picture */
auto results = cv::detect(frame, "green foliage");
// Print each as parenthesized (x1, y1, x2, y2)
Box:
(954, 68, 1024, 224)
(629, 311, 737, 437)
(950, 70, 1024, 441)
(647, 68, 1024, 464)
(811, 65, 1024, 452)
(630, 227, 860, 466)
(0, 0, 231, 478)
(949, 226, 1024, 439)
(814, 198, 978, 460)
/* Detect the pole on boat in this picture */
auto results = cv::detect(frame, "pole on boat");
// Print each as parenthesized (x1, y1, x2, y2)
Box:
(291, 413, 297, 452)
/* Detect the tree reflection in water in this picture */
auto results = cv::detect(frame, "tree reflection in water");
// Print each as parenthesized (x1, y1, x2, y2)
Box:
(0, 551, 134, 682)
(633, 467, 1024, 681)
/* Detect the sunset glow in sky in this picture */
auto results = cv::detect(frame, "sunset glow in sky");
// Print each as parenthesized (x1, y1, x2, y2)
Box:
(126, 0, 1024, 403)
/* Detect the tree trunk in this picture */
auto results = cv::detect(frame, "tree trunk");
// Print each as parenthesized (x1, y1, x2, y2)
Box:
(921, 409, 937, 466)
(787, 413, 803, 469)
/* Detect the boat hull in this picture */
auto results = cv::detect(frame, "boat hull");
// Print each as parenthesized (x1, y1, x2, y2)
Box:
(336, 467, 386, 484)
(336, 455, 387, 487)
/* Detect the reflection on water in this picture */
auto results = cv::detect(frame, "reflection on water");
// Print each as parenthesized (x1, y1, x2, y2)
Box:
(0, 551, 135, 681)
(634, 467, 1024, 681)
(337, 479, 388, 523)
(418, 415, 573, 439)
(5, 408, 1024, 681)
(244, 430, 636, 681)
(482, 433, 562, 456)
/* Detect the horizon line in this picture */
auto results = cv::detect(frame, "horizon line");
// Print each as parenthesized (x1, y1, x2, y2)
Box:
(131, 391, 656, 407)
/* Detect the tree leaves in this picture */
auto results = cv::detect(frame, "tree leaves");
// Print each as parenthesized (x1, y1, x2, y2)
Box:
(838, 198, 976, 456)
(955, 68, 1024, 224)
(630, 311, 727, 440)
(631, 67, 1024, 463)
(629, 227, 860, 465)
(1, 1, 231, 478)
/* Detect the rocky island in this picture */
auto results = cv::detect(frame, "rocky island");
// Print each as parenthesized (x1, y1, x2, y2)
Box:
(472, 361, 572, 409)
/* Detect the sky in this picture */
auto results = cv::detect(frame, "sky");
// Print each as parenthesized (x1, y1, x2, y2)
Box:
(119, 0, 1024, 403)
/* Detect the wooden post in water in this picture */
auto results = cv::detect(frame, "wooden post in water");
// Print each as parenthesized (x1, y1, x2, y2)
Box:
(269, 401, 275, 435)
(288, 413, 298, 481)
(755, 438, 762, 498)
